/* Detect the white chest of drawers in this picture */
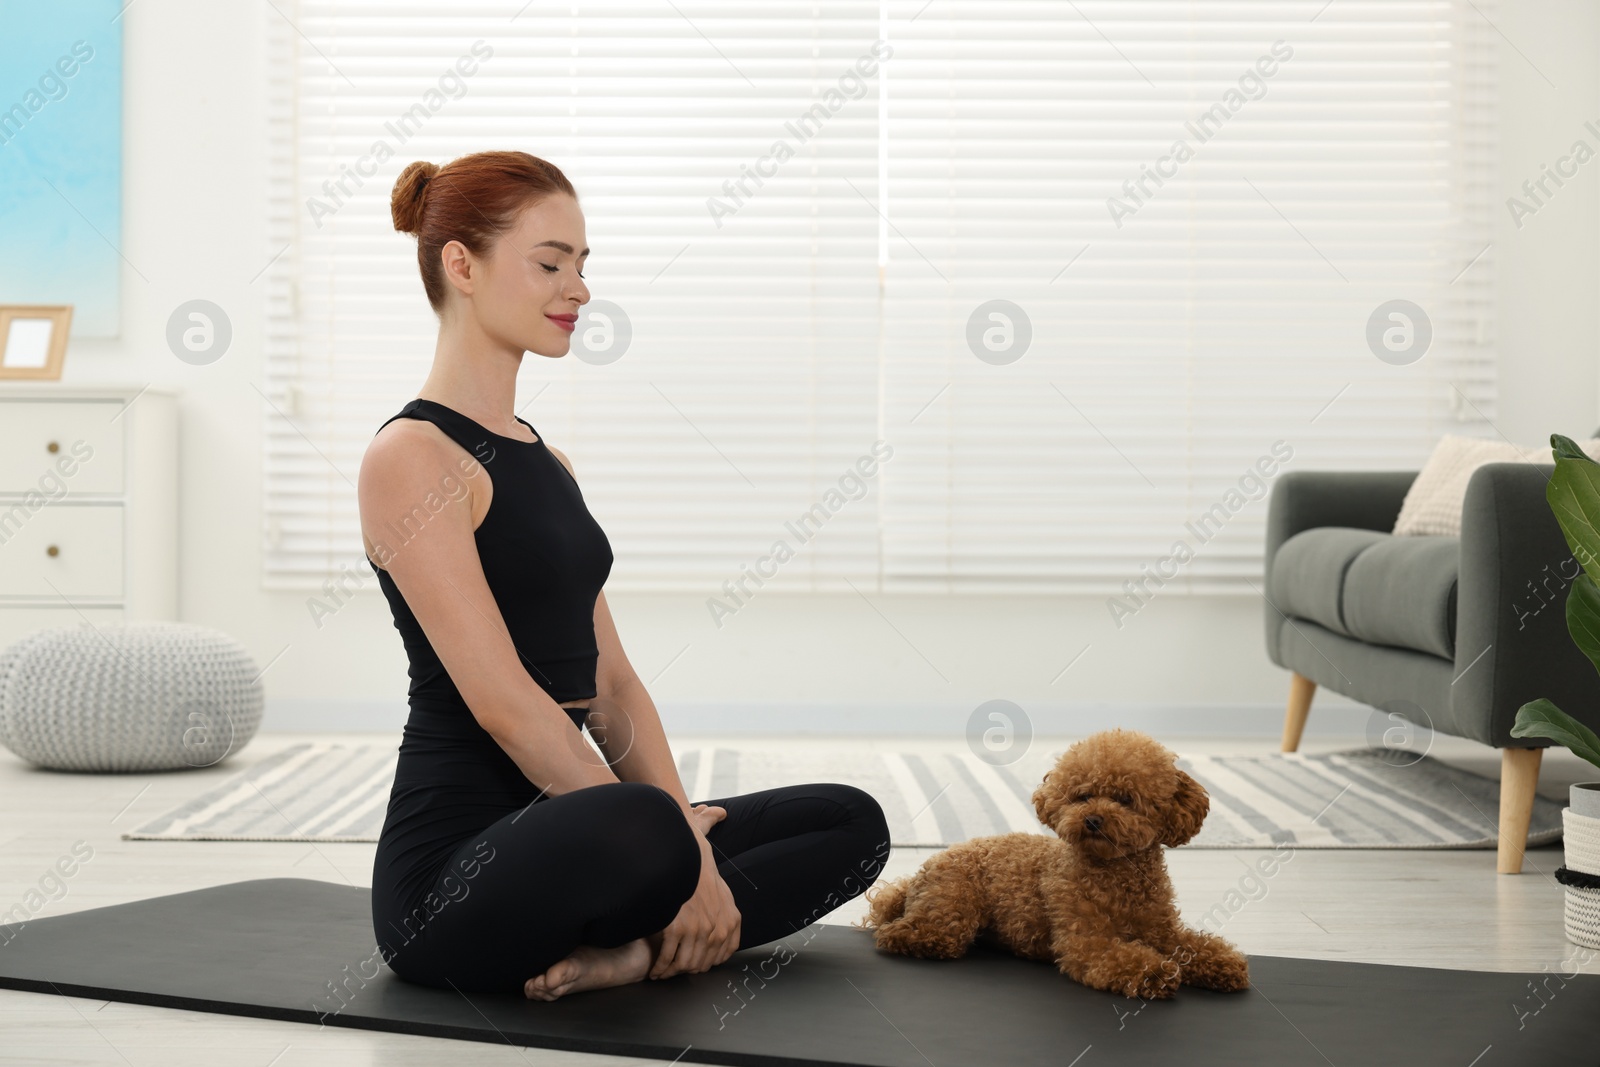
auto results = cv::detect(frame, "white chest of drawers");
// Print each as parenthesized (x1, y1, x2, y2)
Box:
(0, 384, 179, 651)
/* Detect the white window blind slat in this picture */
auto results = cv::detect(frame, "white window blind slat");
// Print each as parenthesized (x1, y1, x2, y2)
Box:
(263, 0, 1496, 596)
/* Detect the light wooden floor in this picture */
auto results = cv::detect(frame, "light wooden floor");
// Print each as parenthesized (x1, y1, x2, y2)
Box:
(2, 730, 1596, 1066)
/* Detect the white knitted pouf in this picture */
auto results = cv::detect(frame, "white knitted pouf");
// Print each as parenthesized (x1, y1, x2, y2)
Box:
(1561, 807, 1600, 951)
(0, 622, 262, 772)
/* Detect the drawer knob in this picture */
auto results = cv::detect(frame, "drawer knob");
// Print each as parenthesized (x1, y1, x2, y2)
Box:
(46, 545, 59, 557)
(47, 441, 60, 454)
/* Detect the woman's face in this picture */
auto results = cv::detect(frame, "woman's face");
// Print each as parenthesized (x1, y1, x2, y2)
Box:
(467, 192, 590, 358)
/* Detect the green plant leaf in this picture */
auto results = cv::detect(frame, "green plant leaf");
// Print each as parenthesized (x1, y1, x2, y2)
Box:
(1511, 699, 1600, 772)
(1551, 433, 1598, 462)
(1546, 438, 1600, 587)
(1568, 574, 1600, 678)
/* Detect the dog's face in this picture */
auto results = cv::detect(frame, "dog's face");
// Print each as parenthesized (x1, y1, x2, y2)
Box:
(1030, 729, 1208, 859)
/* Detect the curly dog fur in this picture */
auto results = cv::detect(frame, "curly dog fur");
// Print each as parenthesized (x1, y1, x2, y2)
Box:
(855, 729, 1250, 1000)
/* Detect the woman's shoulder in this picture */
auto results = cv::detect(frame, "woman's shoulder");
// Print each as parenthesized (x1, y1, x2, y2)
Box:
(543, 442, 577, 483)
(366, 415, 459, 468)
(361, 416, 486, 501)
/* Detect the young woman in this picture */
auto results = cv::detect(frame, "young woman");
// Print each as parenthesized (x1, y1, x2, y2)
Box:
(360, 150, 890, 1000)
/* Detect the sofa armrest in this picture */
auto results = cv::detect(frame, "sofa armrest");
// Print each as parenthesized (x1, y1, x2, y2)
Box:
(1263, 470, 1418, 664)
(1456, 461, 1600, 746)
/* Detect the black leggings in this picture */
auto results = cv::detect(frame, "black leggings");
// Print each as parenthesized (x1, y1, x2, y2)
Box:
(374, 780, 891, 994)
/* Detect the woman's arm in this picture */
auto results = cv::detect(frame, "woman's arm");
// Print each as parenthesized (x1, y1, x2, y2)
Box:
(587, 671, 693, 817)
(585, 642, 741, 978)
(547, 447, 739, 979)
(543, 442, 695, 816)
(359, 423, 620, 799)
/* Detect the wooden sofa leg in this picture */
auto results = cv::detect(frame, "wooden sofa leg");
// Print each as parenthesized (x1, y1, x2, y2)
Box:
(1281, 672, 1316, 753)
(1497, 747, 1544, 875)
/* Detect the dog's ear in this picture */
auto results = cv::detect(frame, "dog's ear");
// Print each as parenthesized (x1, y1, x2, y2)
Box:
(1032, 773, 1064, 830)
(1160, 769, 1209, 847)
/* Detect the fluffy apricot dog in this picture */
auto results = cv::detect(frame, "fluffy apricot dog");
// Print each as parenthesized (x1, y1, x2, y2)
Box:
(857, 729, 1250, 1000)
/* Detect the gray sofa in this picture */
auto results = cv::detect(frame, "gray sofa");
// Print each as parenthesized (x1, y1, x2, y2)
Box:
(1264, 456, 1600, 873)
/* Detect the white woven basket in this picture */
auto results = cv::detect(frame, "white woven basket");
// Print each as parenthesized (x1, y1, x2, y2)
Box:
(0, 622, 262, 772)
(1561, 807, 1600, 950)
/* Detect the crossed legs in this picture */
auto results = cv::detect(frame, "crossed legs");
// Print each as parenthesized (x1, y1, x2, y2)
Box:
(377, 779, 890, 994)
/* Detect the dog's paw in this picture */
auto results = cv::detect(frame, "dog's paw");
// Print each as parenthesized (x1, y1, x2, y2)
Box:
(1188, 951, 1250, 993)
(1122, 961, 1181, 1001)
(872, 918, 969, 960)
(870, 918, 916, 955)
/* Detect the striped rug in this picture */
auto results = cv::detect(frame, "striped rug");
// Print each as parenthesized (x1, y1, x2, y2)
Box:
(122, 741, 1565, 849)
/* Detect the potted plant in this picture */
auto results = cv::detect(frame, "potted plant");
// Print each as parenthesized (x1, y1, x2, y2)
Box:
(1510, 433, 1600, 948)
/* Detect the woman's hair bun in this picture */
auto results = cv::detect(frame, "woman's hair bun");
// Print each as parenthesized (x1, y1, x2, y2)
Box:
(391, 160, 440, 235)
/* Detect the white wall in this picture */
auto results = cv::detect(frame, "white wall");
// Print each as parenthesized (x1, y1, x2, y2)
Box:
(49, 1, 1600, 736)
(1496, 2, 1600, 443)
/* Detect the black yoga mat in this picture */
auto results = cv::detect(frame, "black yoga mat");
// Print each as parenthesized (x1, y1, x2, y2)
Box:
(0, 877, 1594, 1067)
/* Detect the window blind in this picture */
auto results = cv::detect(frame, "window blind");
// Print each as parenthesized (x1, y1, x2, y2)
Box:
(263, 1, 1497, 598)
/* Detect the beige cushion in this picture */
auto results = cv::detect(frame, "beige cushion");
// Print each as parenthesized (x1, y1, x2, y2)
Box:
(1393, 435, 1600, 537)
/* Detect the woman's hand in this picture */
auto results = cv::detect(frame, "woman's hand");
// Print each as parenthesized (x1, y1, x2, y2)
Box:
(649, 808, 740, 980)
(688, 802, 726, 837)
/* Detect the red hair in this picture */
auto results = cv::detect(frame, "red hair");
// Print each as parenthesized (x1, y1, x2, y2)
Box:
(390, 150, 578, 312)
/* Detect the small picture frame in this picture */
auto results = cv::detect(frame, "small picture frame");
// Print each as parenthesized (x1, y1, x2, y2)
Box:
(0, 305, 73, 380)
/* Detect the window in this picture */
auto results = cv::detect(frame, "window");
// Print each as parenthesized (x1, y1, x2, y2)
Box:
(263, 1, 1496, 596)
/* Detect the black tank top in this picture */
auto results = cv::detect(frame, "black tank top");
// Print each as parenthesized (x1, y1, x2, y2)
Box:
(366, 397, 615, 708)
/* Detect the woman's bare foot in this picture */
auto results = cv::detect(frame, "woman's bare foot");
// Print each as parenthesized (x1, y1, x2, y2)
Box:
(524, 937, 655, 1001)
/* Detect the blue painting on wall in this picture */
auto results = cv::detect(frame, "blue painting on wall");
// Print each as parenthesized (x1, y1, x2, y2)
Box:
(0, 1, 123, 339)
